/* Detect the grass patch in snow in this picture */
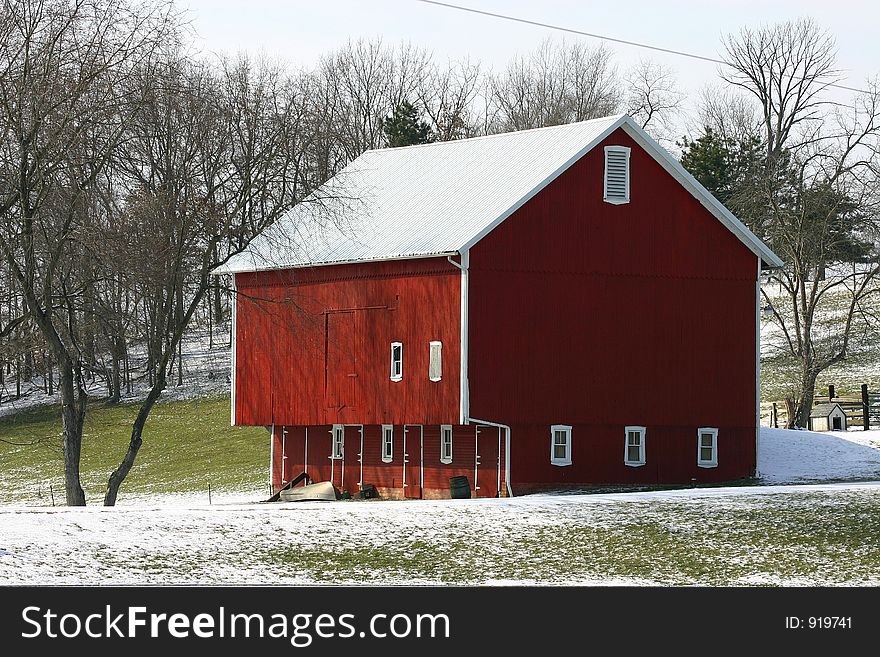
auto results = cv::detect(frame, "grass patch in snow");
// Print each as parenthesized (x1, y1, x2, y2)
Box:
(0, 396, 267, 505)
(260, 490, 880, 585)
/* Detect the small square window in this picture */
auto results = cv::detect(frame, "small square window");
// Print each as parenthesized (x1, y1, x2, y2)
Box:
(440, 425, 453, 464)
(624, 426, 646, 467)
(382, 425, 393, 463)
(550, 425, 572, 466)
(331, 424, 344, 459)
(697, 428, 718, 468)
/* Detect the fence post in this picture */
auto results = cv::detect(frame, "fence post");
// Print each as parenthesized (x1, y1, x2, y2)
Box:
(771, 403, 778, 429)
(828, 384, 835, 400)
(862, 384, 870, 431)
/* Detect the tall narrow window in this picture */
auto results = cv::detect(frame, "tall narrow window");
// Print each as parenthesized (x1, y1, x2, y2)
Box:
(697, 428, 718, 468)
(550, 425, 572, 466)
(604, 145, 631, 204)
(624, 426, 646, 466)
(429, 341, 442, 381)
(390, 342, 403, 381)
(382, 425, 393, 463)
(331, 424, 344, 459)
(440, 425, 453, 464)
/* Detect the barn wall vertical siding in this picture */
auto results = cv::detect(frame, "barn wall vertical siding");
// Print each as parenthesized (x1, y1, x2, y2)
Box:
(234, 258, 461, 427)
(469, 127, 758, 485)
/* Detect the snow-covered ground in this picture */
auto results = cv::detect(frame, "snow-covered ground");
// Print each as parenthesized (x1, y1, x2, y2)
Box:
(758, 428, 880, 483)
(0, 481, 878, 586)
(0, 427, 879, 585)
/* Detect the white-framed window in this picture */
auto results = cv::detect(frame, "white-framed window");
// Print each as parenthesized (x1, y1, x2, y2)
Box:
(440, 425, 453, 464)
(624, 426, 646, 466)
(550, 425, 572, 466)
(331, 424, 344, 459)
(381, 425, 393, 463)
(429, 341, 442, 382)
(697, 427, 718, 468)
(604, 145, 631, 204)
(390, 342, 403, 381)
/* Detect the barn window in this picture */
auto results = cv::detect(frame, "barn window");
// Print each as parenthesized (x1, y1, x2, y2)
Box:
(382, 425, 393, 463)
(390, 342, 403, 381)
(429, 341, 442, 381)
(624, 426, 646, 466)
(331, 424, 344, 459)
(697, 428, 718, 468)
(550, 425, 572, 466)
(604, 145, 631, 204)
(440, 425, 453, 464)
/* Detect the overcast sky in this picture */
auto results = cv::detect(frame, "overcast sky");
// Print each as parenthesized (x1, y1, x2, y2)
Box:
(180, 0, 878, 134)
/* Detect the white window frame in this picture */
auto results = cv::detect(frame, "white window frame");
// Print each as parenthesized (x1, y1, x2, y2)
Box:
(697, 427, 718, 468)
(429, 340, 442, 382)
(624, 425, 646, 467)
(440, 425, 453, 464)
(331, 424, 344, 459)
(390, 341, 403, 381)
(381, 425, 393, 463)
(550, 425, 572, 466)
(603, 145, 631, 205)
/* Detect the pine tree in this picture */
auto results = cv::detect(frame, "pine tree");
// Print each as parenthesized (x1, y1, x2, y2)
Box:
(382, 101, 433, 147)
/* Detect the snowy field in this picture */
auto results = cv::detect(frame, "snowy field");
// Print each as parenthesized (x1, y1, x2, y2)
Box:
(0, 427, 879, 585)
(0, 482, 878, 586)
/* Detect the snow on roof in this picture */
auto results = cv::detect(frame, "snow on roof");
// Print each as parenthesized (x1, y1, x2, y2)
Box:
(215, 114, 782, 274)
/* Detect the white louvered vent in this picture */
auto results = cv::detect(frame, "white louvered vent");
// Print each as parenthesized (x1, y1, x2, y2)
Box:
(604, 145, 631, 204)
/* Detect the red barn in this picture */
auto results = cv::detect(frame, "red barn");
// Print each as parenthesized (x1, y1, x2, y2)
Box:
(217, 114, 781, 498)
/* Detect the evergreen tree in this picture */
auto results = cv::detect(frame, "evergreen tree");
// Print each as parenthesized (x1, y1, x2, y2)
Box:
(382, 101, 433, 147)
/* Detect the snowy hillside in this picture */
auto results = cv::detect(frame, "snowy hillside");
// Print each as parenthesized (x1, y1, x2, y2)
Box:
(759, 427, 880, 483)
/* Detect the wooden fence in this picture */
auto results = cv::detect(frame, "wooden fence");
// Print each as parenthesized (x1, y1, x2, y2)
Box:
(764, 383, 880, 430)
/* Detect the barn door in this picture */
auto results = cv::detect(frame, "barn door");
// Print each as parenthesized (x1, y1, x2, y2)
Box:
(403, 425, 423, 499)
(325, 312, 358, 409)
(342, 425, 363, 495)
(475, 426, 501, 498)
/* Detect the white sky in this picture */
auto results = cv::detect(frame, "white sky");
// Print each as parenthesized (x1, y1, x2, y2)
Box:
(180, 0, 879, 132)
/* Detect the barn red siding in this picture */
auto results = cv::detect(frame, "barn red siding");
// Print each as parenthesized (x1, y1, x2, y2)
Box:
(274, 424, 503, 498)
(468, 127, 759, 485)
(235, 258, 461, 427)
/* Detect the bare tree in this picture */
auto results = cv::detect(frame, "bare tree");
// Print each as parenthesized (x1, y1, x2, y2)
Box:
(489, 39, 619, 132)
(0, 0, 174, 504)
(318, 39, 430, 159)
(624, 59, 683, 140)
(419, 58, 483, 140)
(721, 18, 841, 162)
(721, 19, 880, 428)
(101, 53, 314, 505)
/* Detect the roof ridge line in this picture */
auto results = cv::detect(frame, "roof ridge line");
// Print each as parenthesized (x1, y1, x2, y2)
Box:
(366, 113, 627, 154)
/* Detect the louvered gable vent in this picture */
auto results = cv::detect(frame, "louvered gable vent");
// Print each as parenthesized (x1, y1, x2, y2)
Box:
(604, 145, 631, 204)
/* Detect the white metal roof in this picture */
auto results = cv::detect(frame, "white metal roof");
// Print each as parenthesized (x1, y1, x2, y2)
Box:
(216, 114, 782, 274)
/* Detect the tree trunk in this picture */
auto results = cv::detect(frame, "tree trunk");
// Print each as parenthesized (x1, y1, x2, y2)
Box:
(794, 370, 819, 429)
(109, 336, 122, 404)
(104, 379, 166, 506)
(58, 357, 87, 506)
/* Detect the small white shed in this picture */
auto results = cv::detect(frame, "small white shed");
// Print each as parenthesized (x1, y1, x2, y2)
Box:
(808, 402, 848, 432)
